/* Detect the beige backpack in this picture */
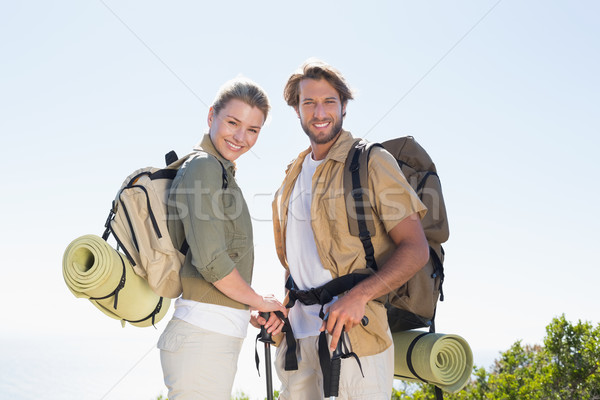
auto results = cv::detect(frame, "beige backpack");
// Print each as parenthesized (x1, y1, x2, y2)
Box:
(102, 151, 196, 298)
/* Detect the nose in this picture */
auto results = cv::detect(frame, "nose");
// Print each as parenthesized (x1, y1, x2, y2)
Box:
(314, 102, 327, 119)
(232, 127, 246, 143)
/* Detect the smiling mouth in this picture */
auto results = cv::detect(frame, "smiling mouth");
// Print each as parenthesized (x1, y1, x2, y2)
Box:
(225, 139, 242, 151)
(313, 121, 330, 128)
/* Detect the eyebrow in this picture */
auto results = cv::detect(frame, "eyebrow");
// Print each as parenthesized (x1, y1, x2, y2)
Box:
(226, 114, 262, 130)
(301, 96, 339, 102)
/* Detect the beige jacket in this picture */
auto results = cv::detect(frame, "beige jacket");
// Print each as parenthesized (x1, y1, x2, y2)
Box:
(272, 130, 426, 357)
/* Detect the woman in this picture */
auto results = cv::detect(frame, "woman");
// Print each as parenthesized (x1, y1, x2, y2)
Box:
(158, 77, 286, 399)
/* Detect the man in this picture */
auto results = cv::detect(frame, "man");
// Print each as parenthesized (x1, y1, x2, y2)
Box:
(271, 59, 430, 399)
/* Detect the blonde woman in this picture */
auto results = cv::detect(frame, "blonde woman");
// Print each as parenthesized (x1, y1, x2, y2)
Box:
(158, 77, 286, 400)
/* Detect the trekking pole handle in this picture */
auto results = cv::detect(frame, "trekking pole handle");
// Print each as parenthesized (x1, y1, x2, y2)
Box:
(259, 312, 275, 344)
(329, 333, 344, 399)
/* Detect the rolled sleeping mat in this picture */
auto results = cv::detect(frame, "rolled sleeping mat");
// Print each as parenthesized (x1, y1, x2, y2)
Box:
(393, 330, 473, 393)
(63, 234, 170, 327)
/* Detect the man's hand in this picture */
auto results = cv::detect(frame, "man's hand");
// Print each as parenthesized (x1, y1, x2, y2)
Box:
(320, 290, 368, 351)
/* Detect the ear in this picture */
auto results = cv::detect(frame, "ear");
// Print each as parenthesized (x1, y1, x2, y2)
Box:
(207, 107, 215, 128)
(294, 106, 300, 119)
(341, 101, 348, 118)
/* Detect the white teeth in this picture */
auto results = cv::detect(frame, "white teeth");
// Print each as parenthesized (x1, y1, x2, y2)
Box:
(314, 122, 329, 128)
(225, 140, 241, 150)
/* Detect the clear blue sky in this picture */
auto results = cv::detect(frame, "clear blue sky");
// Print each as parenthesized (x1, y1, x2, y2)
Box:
(1, 1, 599, 399)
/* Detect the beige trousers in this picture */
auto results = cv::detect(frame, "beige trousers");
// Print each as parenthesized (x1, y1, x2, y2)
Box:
(275, 333, 394, 400)
(158, 318, 244, 400)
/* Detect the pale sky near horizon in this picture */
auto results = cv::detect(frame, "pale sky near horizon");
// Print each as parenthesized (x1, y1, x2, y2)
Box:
(1, 1, 599, 399)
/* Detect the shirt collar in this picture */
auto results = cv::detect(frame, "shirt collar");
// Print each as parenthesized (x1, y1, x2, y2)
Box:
(322, 129, 357, 163)
(194, 134, 235, 172)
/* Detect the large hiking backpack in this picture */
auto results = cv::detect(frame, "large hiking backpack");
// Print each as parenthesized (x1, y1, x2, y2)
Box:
(101, 151, 198, 299)
(344, 136, 449, 333)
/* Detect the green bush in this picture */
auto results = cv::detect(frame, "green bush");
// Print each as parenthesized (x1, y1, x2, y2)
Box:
(393, 314, 600, 399)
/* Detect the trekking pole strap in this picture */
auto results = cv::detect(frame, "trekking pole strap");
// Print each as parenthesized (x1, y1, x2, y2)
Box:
(252, 310, 298, 373)
(282, 273, 372, 374)
(320, 331, 364, 397)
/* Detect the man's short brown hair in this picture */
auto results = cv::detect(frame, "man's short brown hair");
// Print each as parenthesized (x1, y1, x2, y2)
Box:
(283, 59, 354, 110)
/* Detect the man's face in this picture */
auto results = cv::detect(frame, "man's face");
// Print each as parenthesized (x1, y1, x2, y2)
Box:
(296, 78, 346, 145)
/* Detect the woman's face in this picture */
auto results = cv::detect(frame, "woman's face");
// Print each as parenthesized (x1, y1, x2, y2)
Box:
(208, 98, 265, 162)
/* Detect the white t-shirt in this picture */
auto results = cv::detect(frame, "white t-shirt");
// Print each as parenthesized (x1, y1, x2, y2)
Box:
(173, 298, 250, 338)
(286, 153, 337, 338)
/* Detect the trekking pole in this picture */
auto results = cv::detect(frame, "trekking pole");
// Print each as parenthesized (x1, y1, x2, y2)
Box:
(329, 335, 344, 400)
(258, 312, 275, 400)
(328, 316, 369, 399)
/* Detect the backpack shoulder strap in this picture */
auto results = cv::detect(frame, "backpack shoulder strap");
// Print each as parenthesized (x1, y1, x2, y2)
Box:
(343, 139, 383, 270)
(158, 151, 228, 189)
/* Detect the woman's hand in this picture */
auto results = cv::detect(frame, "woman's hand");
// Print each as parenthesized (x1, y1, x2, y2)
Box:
(251, 294, 287, 316)
(250, 309, 286, 336)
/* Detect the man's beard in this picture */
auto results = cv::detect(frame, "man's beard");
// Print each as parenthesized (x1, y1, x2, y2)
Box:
(301, 118, 343, 145)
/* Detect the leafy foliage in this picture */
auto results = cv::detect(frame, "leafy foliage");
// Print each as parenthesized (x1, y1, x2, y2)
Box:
(393, 315, 600, 400)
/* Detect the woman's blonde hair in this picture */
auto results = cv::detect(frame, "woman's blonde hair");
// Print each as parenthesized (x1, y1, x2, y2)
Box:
(212, 77, 270, 122)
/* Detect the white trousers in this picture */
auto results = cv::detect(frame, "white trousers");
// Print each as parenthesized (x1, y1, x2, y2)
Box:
(275, 333, 394, 400)
(158, 318, 244, 400)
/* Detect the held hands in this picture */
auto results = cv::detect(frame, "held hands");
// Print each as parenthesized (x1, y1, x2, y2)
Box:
(320, 291, 368, 351)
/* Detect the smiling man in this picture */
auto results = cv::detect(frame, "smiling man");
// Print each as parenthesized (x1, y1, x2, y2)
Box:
(271, 59, 430, 399)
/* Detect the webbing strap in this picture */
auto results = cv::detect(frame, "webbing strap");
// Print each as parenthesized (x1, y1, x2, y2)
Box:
(430, 246, 445, 302)
(406, 332, 431, 382)
(349, 142, 379, 270)
(89, 254, 127, 310)
(286, 273, 370, 307)
(279, 311, 298, 371)
(286, 275, 368, 395)
(179, 240, 189, 256)
(124, 297, 164, 328)
(319, 331, 364, 397)
(404, 332, 444, 399)
(87, 252, 163, 328)
(253, 309, 298, 374)
(251, 310, 297, 372)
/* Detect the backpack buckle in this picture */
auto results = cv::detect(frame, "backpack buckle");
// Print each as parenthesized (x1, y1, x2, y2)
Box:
(358, 231, 371, 241)
(351, 189, 363, 199)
